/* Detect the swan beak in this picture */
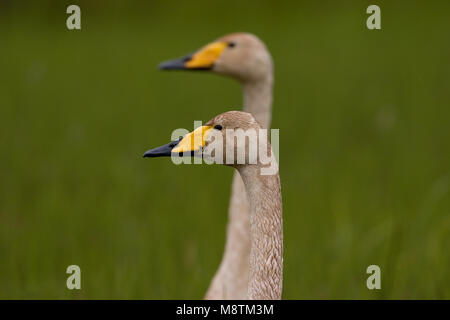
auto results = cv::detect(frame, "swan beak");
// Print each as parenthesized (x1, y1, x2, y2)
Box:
(158, 42, 228, 70)
(143, 126, 213, 158)
(142, 140, 180, 158)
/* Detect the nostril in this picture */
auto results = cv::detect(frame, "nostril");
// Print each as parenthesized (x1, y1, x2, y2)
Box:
(182, 54, 193, 62)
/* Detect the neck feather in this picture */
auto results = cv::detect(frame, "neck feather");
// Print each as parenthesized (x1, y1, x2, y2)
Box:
(242, 74, 273, 129)
(237, 164, 283, 300)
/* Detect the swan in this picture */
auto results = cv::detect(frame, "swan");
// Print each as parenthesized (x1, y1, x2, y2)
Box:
(159, 33, 273, 299)
(143, 111, 282, 300)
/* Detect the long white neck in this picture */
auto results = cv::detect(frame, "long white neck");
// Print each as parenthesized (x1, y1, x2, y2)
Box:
(242, 74, 273, 129)
(237, 164, 283, 300)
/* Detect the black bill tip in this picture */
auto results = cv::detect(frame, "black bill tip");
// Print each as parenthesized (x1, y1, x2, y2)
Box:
(143, 139, 181, 158)
(158, 54, 193, 70)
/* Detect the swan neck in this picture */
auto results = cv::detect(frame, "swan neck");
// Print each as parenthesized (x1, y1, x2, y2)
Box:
(242, 75, 273, 129)
(237, 164, 283, 300)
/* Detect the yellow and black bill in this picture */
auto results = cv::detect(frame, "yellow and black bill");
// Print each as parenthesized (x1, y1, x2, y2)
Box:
(158, 41, 228, 70)
(143, 126, 214, 158)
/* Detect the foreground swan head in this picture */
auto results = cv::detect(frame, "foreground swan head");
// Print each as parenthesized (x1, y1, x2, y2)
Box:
(143, 111, 274, 169)
(143, 111, 283, 299)
(159, 33, 273, 83)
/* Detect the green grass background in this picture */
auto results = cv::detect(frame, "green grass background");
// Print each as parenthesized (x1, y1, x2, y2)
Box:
(0, 0, 449, 299)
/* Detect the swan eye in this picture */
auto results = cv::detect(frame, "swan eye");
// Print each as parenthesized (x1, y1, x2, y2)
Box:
(214, 125, 223, 131)
(228, 42, 236, 48)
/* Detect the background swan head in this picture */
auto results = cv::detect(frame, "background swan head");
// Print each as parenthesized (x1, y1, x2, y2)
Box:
(158, 33, 273, 83)
(143, 111, 275, 169)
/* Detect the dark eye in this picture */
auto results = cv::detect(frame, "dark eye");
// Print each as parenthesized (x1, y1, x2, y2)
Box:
(228, 42, 236, 48)
(214, 125, 223, 130)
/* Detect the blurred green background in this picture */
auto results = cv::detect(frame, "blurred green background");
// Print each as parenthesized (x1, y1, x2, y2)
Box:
(0, 0, 449, 299)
